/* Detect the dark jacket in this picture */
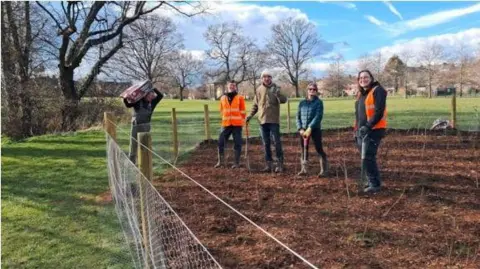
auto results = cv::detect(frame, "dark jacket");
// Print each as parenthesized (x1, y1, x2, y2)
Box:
(296, 95, 324, 130)
(123, 88, 163, 124)
(355, 82, 387, 129)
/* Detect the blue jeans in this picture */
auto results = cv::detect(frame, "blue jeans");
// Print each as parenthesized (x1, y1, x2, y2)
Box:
(260, 123, 283, 162)
(356, 129, 385, 187)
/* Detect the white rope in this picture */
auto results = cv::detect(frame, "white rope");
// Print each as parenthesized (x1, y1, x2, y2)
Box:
(107, 118, 320, 269)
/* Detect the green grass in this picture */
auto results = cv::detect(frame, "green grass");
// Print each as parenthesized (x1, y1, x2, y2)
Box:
(2, 96, 479, 268)
(116, 96, 480, 167)
(1, 130, 132, 269)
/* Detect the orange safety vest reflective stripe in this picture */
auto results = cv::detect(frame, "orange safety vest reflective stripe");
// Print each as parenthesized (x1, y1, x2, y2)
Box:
(220, 94, 246, 127)
(365, 86, 387, 129)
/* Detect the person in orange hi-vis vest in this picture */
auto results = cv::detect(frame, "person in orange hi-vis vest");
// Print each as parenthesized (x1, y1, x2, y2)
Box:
(214, 80, 246, 168)
(354, 69, 388, 194)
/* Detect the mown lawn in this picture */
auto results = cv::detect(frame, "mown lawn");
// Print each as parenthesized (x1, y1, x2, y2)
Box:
(2, 96, 479, 268)
(1, 131, 132, 269)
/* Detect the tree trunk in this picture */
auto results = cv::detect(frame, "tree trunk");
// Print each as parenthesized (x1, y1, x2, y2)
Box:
(59, 67, 80, 131)
(179, 86, 184, 101)
(294, 82, 299, 98)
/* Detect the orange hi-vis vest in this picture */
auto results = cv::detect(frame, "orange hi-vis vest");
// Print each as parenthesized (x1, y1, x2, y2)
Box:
(365, 86, 387, 129)
(354, 86, 387, 130)
(220, 94, 246, 127)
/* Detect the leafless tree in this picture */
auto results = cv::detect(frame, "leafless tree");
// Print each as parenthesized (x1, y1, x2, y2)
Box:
(168, 52, 203, 101)
(36, 1, 206, 130)
(418, 42, 445, 98)
(1, 2, 52, 138)
(323, 54, 349, 97)
(453, 40, 475, 97)
(357, 52, 385, 82)
(399, 49, 415, 98)
(246, 48, 269, 95)
(106, 14, 183, 84)
(204, 21, 255, 86)
(268, 17, 322, 97)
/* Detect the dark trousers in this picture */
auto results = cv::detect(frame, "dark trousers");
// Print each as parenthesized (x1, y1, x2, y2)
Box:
(129, 121, 151, 164)
(299, 128, 327, 161)
(356, 129, 385, 187)
(218, 126, 242, 155)
(259, 123, 283, 162)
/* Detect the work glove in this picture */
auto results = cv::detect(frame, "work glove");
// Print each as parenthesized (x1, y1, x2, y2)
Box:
(299, 129, 305, 136)
(246, 115, 252, 123)
(303, 127, 312, 138)
(358, 125, 371, 138)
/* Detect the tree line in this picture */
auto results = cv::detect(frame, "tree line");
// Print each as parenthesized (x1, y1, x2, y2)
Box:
(2, 1, 479, 139)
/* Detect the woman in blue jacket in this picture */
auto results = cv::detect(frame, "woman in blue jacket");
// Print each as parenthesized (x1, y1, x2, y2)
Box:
(296, 82, 328, 177)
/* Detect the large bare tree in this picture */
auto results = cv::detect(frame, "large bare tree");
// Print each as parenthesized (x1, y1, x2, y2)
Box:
(418, 42, 445, 98)
(106, 14, 183, 84)
(169, 52, 203, 101)
(36, 1, 205, 130)
(268, 17, 321, 97)
(204, 21, 255, 86)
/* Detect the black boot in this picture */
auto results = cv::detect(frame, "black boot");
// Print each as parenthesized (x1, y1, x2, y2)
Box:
(231, 150, 241, 169)
(214, 151, 224, 168)
(261, 161, 272, 172)
(275, 159, 284, 173)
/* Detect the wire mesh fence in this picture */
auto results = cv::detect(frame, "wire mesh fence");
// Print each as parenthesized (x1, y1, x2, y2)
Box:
(106, 133, 222, 269)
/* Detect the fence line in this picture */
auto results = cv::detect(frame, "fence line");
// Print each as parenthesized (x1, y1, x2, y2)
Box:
(105, 115, 320, 269)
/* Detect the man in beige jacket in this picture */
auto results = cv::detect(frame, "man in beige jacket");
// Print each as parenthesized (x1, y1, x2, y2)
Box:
(246, 69, 288, 172)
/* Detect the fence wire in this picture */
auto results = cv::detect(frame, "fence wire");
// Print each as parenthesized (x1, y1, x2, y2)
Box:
(106, 133, 222, 269)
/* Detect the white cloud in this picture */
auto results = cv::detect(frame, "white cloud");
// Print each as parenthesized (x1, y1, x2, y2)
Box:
(383, 1, 403, 20)
(180, 49, 206, 61)
(367, 2, 480, 36)
(157, 2, 314, 51)
(365, 15, 387, 27)
(318, 1, 357, 10)
(376, 28, 480, 63)
(310, 28, 480, 76)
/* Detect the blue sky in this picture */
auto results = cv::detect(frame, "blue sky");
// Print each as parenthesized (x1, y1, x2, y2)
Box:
(157, 1, 480, 75)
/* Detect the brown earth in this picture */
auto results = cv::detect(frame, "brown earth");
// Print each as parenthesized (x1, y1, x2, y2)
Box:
(154, 129, 480, 269)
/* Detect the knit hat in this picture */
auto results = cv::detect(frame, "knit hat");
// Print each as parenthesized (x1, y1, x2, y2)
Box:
(261, 69, 272, 78)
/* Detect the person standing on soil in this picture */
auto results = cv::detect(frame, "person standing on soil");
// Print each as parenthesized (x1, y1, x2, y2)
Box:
(246, 69, 288, 173)
(214, 80, 246, 169)
(123, 87, 164, 164)
(354, 69, 387, 193)
(296, 82, 328, 177)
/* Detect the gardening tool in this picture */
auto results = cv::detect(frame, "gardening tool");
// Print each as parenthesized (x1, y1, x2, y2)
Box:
(298, 134, 309, 176)
(244, 123, 251, 172)
(359, 134, 369, 192)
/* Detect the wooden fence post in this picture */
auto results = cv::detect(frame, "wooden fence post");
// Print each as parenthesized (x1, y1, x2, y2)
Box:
(137, 132, 152, 269)
(204, 104, 211, 141)
(451, 89, 457, 129)
(287, 100, 291, 134)
(172, 108, 179, 163)
(103, 112, 116, 141)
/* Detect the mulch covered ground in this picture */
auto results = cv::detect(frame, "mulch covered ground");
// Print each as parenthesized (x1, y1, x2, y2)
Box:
(154, 129, 480, 269)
